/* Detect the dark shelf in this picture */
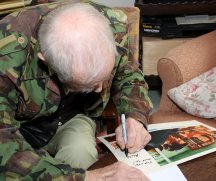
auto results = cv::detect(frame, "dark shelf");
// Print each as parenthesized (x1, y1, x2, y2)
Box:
(135, 0, 216, 16)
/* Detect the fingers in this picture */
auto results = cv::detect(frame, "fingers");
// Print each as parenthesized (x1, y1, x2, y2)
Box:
(115, 117, 152, 153)
(126, 118, 151, 153)
(115, 125, 125, 150)
(86, 161, 150, 181)
(128, 166, 150, 181)
(129, 128, 151, 153)
(104, 161, 150, 181)
(143, 130, 151, 146)
(116, 161, 151, 181)
(128, 129, 143, 153)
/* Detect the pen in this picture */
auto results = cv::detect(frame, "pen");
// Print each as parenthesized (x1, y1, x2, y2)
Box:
(121, 113, 128, 157)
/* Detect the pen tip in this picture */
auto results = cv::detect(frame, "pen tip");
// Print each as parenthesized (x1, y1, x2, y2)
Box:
(125, 148, 128, 157)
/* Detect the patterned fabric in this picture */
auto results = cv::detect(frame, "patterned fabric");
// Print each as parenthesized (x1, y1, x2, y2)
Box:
(0, 0, 152, 180)
(168, 67, 216, 119)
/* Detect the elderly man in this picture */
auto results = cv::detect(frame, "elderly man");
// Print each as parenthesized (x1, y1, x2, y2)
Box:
(0, 0, 152, 180)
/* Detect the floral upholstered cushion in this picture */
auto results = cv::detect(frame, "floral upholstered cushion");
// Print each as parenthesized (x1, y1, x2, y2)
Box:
(168, 67, 216, 118)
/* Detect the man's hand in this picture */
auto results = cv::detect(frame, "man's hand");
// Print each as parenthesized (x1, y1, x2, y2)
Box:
(115, 117, 151, 153)
(85, 161, 150, 181)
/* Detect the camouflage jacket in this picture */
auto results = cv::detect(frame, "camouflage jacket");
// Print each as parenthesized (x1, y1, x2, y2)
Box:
(0, 0, 152, 180)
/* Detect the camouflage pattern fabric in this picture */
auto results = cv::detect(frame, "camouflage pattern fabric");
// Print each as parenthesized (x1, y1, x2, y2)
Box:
(0, 0, 152, 180)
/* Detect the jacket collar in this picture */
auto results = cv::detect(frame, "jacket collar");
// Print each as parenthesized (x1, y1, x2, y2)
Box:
(21, 36, 55, 80)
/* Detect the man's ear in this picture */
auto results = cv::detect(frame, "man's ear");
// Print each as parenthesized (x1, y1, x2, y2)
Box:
(37, 52, 46, 61)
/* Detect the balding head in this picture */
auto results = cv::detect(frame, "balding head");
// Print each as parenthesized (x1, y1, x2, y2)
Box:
(39, 2, 117, 91)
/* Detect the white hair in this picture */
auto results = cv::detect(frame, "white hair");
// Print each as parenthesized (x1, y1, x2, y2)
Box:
(38, 2, 117, 85)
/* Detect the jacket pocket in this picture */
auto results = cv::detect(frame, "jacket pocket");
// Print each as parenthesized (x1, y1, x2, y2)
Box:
(0, 32, 28, 56)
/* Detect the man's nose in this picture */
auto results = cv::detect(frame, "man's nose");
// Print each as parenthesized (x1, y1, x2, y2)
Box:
(94, 82, 103, 93)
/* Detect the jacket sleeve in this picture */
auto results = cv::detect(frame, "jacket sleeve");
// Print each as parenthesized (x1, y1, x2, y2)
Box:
(110, 22, 153, 127)
(0, 76, 86, 180)
(111, 54, 153, 126)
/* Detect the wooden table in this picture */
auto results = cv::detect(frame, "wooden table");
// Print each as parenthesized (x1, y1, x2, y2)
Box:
(96, 107, 216, 180)
(89, 150, 216, 181)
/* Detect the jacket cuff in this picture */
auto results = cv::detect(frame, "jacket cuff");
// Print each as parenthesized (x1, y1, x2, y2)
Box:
(125, 111, 148, 129)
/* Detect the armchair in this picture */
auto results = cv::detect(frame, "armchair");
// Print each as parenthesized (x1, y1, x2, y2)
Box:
(149, 30, 216, 128)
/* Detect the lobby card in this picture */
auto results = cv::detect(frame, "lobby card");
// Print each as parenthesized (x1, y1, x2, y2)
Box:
(97, 133, 169, 174)
(146, 120, 216, 166)
(98, 120, 216, 173)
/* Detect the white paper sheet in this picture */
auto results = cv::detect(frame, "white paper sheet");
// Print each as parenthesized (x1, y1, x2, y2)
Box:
(147, 165, 187, 181)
